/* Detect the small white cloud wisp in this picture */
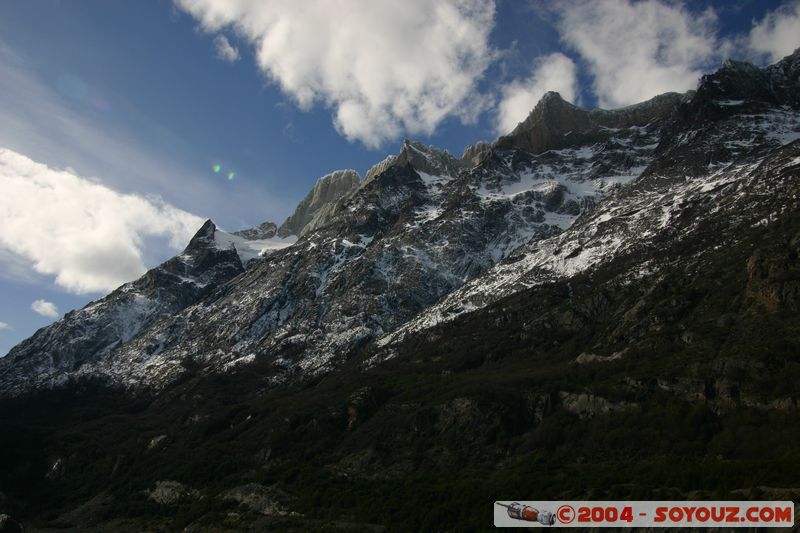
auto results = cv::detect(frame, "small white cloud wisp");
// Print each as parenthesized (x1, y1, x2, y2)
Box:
(213, 34, 239, 62)
(0, 147, 204, 294)
(31, 299, 59, 318)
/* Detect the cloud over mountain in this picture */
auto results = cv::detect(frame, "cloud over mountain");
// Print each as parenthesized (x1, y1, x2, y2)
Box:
(749, 1, 800, 63)
(555, 0, 719, 108)
(495, 52, 578, 135)
(0, 147, 204, 294)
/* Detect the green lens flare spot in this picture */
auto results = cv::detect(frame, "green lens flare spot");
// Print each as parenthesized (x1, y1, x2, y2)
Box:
(212, 164, 221, 173)
(228, 172, 235, 180)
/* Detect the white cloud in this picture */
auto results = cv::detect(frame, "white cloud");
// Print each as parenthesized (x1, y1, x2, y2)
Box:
(749, 1, 800, 63)
(0, 41, 286, 230)
(175, 0, 496, 148)
(0, 321, 10, 331)
(0, 147, 204, 294)
(213, 34, 239, 62)
(495, 52, 578, 135)
(556, 0, 719, 108)
(31, 299, 59, 318)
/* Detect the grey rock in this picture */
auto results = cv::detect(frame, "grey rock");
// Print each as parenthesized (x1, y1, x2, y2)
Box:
(460, 140, 492, 167)
(147, 434, 168, 450)
(222, 483, 291, 516)
(364, 139, 463, 184)
(0, 514, 23, 533)
(232, 221, 277, 240)
(146, 480, 200, 505)
(364, 154, 397, 184)
(574, 352, 623, 364)
(277, 169, 361, 237)
(559, 392, 635, 420)
(45, 457, 64, 480)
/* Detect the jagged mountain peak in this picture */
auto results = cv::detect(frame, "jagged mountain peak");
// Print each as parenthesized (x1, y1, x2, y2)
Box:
(184, 218, 217, 246)
(398, 139, 462, 177)
(318, 168, 361, 185)
(496, 90, 684, 155)
(277, 168, 361, 237)
(363, 154, 398, 183)
(696, 59, 776, 106)
(459, 140, 492, 168)
(364, 138, 464, 185)
(720, 57, 762, 74)
(718, 46, 799, 80)
(182, 219, 293, 268)
(539, 89, 565, 104)
(0, 217, 245, 392)
(188, 218, 216, 241)
(232, 221, 277, 240)
(643, 48, 800, 177)
(400, 138, 451, 157)
(690, 48, 800, 112)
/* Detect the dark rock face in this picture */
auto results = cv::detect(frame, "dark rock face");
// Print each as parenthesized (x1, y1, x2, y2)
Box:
(746, 233, 800, 312)
(364, 140, 463, 183)
(0, 514, 24, 533)
(495, 90, 684, 155)
(381, 51, 800, 346)
(647, 48, 800, 175)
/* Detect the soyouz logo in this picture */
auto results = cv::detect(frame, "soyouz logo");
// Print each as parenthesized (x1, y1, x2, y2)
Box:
(495, 502, 556, 525)
(493, 501, 795, 528)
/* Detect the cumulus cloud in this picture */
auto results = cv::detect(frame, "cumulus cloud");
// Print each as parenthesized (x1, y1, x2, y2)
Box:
(495, 52, 578, 135)
(0, 147, 204, 294)
(175, 0, 496, 148)
(556, 0, 719, 108)
(0, 321, 10, 331)
(749, 1, 800, 63)
(213, 34, 239, 62)
(31, 299, 59, 318)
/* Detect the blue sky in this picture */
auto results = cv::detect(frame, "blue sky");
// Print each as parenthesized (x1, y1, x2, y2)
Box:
(0, 0, 797, 355)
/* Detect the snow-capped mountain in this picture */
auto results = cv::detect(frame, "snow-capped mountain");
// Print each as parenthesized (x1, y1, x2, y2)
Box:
(1, 49, 799, 396)
(0, 220, 295, 394)
(379, 52, 800, 350)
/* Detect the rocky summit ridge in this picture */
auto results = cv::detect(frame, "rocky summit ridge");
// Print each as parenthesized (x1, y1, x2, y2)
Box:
(1, 49, 799, 397)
